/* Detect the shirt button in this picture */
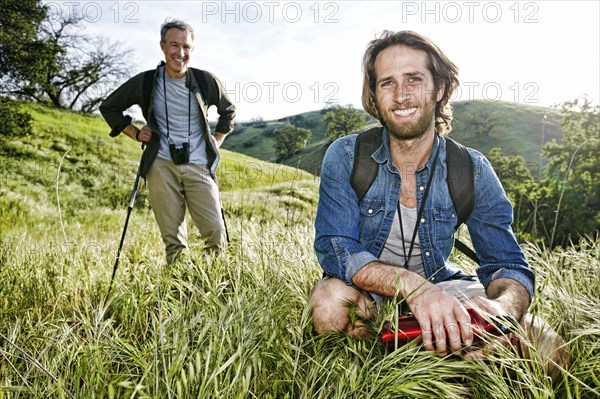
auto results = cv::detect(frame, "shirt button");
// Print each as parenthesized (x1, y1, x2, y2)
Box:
(420, 218, 425, 223)
(368, 209, 373, 214)
(419, 186, 424, 191)
(425, 251, 431, 256)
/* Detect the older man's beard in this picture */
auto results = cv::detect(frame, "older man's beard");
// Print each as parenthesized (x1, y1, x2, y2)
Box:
(379, 96, 437, 141)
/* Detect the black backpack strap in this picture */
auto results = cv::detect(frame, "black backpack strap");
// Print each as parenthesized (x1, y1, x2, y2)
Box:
(191, 68, 209, 101)
(445, 137, 479, 264)
(141, 70, 154, 113)
(351, 127, 383, 201)
(142, 68, 209, 111)
(453, 237, 479, 264)
(445, 137, 474, 228)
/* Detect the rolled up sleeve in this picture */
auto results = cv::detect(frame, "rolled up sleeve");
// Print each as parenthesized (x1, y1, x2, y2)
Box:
(468, 152, 535, 300)
(314, 137, 376, 285)
(206, 72, 235, 134)
(99, 72, 145, 137)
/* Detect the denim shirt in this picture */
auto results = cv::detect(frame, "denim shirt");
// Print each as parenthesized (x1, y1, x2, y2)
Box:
(314, 128, 534, 299)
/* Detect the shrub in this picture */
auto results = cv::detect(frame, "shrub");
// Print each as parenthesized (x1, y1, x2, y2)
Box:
(0, 98, 33, 138)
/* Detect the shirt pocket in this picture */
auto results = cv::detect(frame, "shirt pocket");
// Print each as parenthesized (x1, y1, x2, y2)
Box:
(359, 199, 386, 242)
(432, 206, 458, 247)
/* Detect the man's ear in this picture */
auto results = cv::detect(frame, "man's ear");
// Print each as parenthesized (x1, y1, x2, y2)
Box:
(159, 41, 165, 52)
(436, 80, 445, 102)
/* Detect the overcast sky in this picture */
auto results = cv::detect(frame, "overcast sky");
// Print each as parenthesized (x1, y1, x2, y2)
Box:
(45, 0, 600, 121)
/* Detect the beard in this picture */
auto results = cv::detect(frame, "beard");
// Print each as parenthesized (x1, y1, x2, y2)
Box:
(379, 96, 437, 141)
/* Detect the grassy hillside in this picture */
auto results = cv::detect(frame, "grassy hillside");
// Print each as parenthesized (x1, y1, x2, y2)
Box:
(222, 100, 565, 175)
(1, 102, 598, 398)
(450, 100, 564, 164)
(220, 110, 331, 161)
(1, 103, 317, 236)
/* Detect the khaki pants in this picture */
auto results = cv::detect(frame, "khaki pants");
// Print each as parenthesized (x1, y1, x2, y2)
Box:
(147, 156, 227, 264)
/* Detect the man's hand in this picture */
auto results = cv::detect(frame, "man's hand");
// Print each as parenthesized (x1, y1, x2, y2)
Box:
(353, 262, 473, 355)
(136, 125, 153, 143)
(123, 124, 152, 143)
(405, 281, 473, 355)
(463, 278, 530, 360)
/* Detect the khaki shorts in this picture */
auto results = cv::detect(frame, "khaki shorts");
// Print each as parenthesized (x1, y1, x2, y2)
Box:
(372, 278, 487, 310)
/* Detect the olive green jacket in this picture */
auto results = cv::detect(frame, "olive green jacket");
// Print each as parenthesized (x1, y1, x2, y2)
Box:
(100, 62, 236, 177)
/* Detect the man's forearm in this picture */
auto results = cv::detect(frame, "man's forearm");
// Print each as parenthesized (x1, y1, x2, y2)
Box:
(486, 278, 531, 321)
(352, 261, 425, 298)
(213, 132, 227, 148)
(122, 124, 140, 141)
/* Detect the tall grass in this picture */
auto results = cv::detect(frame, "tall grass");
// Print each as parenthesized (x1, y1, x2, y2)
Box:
(1, 103, 598, 398)
(1, 198, 599, 398)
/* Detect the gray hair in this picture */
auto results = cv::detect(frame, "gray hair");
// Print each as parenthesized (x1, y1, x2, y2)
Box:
(160, 18, 195, 42)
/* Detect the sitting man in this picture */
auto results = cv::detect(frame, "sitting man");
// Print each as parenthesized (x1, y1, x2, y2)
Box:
(310, 30, 567, 376)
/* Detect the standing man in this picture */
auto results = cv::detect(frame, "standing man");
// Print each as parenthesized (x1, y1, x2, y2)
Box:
(310, 30, 566, 375)
(100, 19, 235, 264)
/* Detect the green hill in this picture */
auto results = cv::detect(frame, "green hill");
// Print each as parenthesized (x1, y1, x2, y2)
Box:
(1, 102, 318, 235)
(222, 100, 565, 175)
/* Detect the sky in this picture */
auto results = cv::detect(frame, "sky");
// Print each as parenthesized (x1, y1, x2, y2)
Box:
(44, 0, 600, 122)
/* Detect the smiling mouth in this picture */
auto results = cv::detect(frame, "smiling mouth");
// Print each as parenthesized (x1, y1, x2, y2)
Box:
(393, 107, 417, 117)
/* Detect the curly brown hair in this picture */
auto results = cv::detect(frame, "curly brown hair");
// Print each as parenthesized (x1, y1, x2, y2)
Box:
(361, 30, 459, 134)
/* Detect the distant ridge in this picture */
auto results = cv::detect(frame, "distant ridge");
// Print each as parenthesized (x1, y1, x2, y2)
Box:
(221, 100, 564, 175)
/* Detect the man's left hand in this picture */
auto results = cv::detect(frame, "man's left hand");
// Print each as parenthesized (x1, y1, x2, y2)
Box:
(462, 296, 518, 359)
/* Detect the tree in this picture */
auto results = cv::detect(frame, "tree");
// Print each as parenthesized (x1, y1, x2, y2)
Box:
(487, 148, 540, 240)
(458, 104, 510, 144)
(324, 105, 366, 141)
(1, 1, 131, 112)
(539, 96, 599, 246)
(492, 96, 600, 246)
(0, 0, 48, 86)
(273, 124, 311, 161)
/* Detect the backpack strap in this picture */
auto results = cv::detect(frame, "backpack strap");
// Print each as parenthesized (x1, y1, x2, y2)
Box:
(445, 137, 479, 264)
(445, 137, 474, 228)
(141, 70, 154, 114)
(140, 68, 209, 112)
(351, 127, 384, 201)
(350, 128, 479, 264)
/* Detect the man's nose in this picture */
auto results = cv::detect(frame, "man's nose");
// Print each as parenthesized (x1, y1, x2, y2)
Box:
(393, 84, 412, 103)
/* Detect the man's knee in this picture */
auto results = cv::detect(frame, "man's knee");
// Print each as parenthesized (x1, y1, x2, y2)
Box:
(309, 278, 375, 337)
(202, 227, 227, 252)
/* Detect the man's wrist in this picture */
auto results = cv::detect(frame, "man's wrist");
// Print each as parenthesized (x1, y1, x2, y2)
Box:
(135, 129, 141, 142)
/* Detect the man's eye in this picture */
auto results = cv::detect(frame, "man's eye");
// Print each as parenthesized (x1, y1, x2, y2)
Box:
(408, 77, 422, 83)
(380, 81, 393, 88)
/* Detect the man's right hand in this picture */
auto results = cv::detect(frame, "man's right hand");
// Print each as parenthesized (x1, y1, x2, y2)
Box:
(123, 124, 152, 143)
(135, 125, 152, 143)
(353, 262, 472, 355)
(404, 280, 473, 355)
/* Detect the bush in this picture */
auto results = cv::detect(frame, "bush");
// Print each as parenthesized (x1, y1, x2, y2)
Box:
(0, 98, 33, 138)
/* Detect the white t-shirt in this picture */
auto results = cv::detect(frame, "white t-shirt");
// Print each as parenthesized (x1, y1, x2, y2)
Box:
(153, 67, 207, 164)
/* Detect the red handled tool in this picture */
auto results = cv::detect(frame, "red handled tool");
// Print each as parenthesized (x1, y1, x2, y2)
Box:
(381, 308, 519, 349)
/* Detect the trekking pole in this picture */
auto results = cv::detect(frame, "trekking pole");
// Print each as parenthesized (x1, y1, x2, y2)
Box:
(103, 146, 145, 304)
